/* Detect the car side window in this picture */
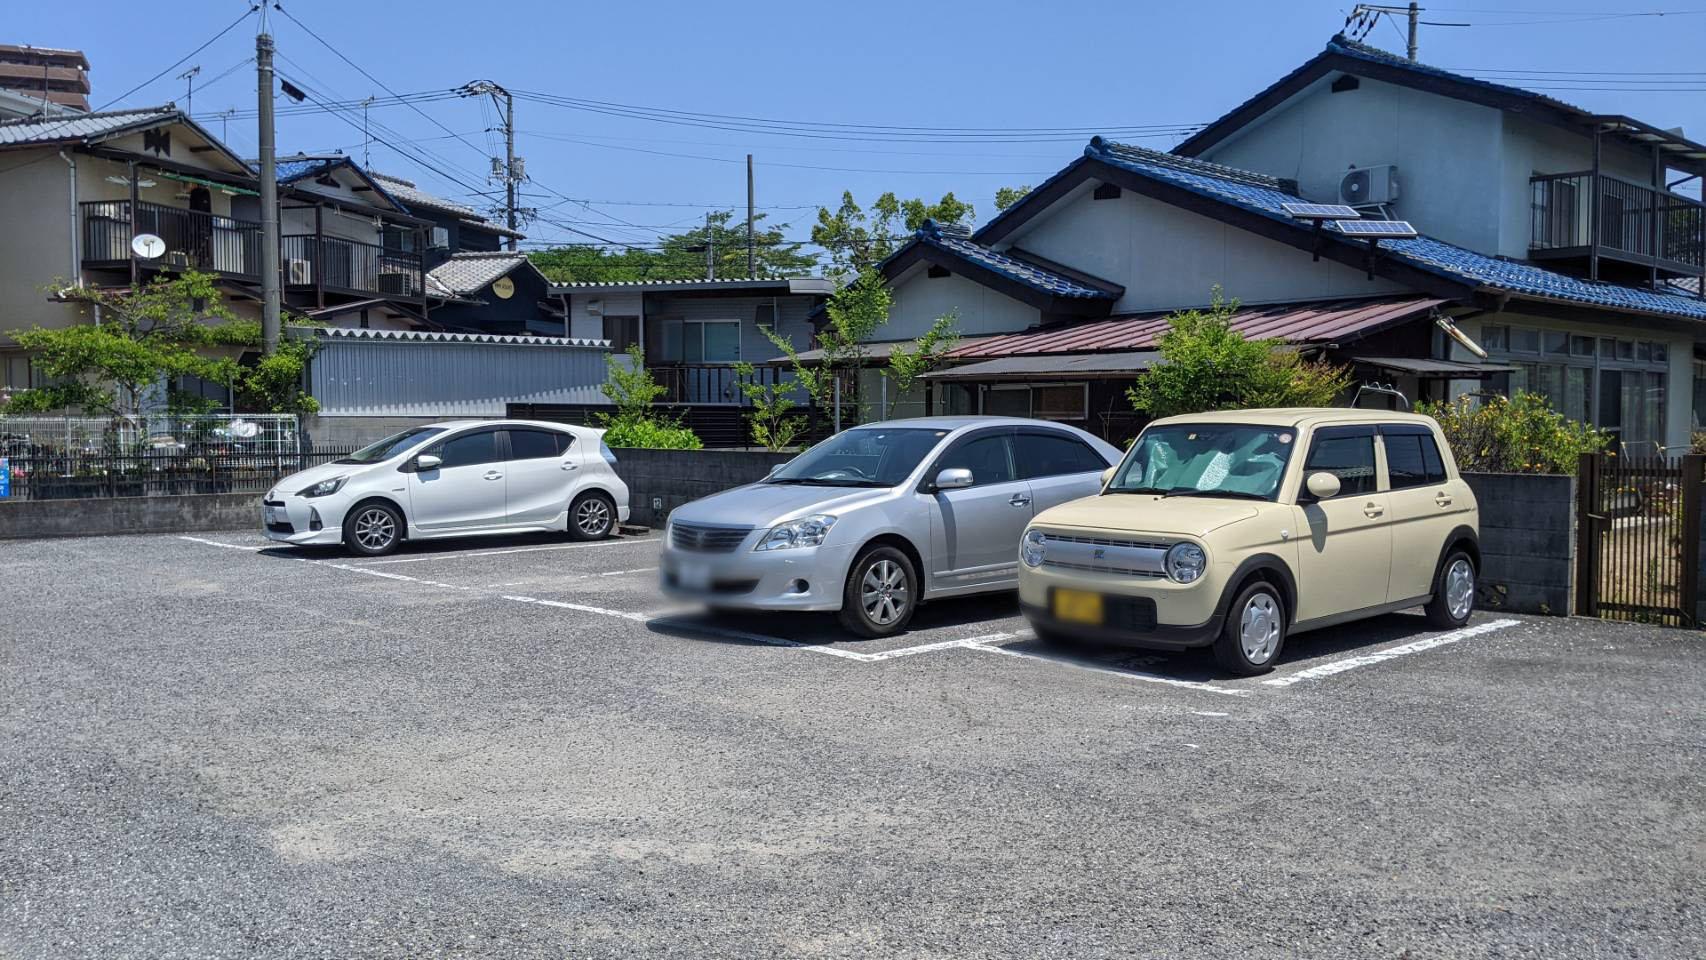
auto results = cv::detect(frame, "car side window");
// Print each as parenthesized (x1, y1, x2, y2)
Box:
(1384, 434, 1429, 489)
(431, 430, 501, 469)
(1420, 434, 1447, 483)
(1014, 432, 1107, 479)
(1304, 430, 1376, 497)
(508, 428, 570, 460)
(937, 434, 1015, 487)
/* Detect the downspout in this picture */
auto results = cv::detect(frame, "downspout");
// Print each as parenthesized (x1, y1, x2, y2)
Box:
(58, 150, 80, 287)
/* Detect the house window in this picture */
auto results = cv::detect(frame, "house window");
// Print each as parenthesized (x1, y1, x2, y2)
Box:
(754, 302, 778, 335)
(603, 316, 640, 352)
(977, 383, 1088, 421)
(1486, 324, 1671, 452)
(683, 320, 741, 363)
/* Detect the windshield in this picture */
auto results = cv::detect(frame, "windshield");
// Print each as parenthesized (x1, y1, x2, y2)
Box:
(768, 428, 949, 488)
(336, 427, 446, 464)
(1108, 423, 1295, 501)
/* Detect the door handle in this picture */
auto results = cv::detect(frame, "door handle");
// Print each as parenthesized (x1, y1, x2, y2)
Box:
(562, 463, 578, 471)
(483, 471, 504, 480)
(1009, 495, 1032, 507)
(1363, 501, 1384, 518)
(1434, 493, 1453, 507)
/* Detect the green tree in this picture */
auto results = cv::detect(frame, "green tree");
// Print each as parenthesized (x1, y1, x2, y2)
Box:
(883, 313, 960, 401)
(733, 361, 806, 451)
(530, 210, 816, 283)
(1127, 291, 1352, 419)
(994, 185, 1032, 211)
(596, 344, 702, 449)
(1417, 392, 1607, 474)
(5, 272, 257, 419)
(810, 191, 978, 276)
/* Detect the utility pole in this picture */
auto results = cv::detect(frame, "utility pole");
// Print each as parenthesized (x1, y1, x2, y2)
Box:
(360, 96, 374, 167)
(1406, 2, 1419, 61)
(460, 81, 522, 250)
(178, 65, 201, 116)
(705, 212, 715, 280)
(256, 34, 281, 355)
(746, 154, 755, 278)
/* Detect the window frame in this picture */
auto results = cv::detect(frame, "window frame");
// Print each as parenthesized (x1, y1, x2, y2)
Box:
(1299, 424, 1379, 502)
(683, 319, 742, 364)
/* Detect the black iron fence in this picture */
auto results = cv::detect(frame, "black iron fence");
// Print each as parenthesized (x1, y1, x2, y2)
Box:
(281, 234, 423, 296)
(0, 446, 361, 501)
(1529, 171, 1706, 274)
(81, 200, 262, 278)
(1575, 452, 1704, 627)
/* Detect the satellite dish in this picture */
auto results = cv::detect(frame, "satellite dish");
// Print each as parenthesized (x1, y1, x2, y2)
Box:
(227, 418, 260, 439)
(131, 234, 166, 259)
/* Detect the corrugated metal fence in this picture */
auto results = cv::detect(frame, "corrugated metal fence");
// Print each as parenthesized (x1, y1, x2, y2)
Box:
(306, 328, 612, 417)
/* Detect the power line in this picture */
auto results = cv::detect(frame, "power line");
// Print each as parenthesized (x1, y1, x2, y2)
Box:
(96, 4, 259, 112)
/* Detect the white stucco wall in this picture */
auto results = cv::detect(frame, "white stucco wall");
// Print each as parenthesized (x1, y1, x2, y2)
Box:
(884, 266, 1040, 341)
(567, 291, 643, 343)
(1002, 183, 1405, 312)
(1198, 74, 1507, 255)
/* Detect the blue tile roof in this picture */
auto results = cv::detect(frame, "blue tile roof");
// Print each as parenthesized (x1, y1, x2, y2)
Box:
(1086, 137, 1706, 323)
(915, 220, 1116, 300)
(272, 156, 344, 183)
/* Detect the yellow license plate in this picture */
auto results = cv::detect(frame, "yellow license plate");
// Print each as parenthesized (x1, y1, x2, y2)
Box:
(1052, 589, 1104, 625)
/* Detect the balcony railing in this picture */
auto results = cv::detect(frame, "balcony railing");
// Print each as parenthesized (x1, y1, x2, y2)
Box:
(1530, 171, 1705, 276)
(81, 200, 261, 280)
(281, 234, 423, 297)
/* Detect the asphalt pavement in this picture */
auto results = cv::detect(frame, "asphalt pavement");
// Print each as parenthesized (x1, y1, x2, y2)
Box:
(1, 529, 1702, 959)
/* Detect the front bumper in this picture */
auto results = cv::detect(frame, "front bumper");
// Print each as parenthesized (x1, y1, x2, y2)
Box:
(660, 539, 857, 612)
(1017, 563, 1225, 649)
(260, 493, 350, 546)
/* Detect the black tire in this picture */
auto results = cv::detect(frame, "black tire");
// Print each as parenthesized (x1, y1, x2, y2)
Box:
(1212, 580, 1287, 676)
(567, 491, 616, 541)
(837, 545, 918, 638)
(1424, 550, 1477, 629)
(1031, 626, 1078, 649)
(343, 500, 404, 557)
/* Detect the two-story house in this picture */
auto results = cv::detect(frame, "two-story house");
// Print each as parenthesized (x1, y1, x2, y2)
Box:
(864, 35, 1706, 452)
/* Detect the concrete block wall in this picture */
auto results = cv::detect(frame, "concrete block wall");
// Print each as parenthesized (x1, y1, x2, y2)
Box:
(1463, 472, 1575, 616)
(611, 447, 793, 528)
(0, 492, 256, 539)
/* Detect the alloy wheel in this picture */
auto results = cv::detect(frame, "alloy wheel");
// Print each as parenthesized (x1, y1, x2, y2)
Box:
(860, 559, 909, 626)
(1445, 558, 1475, 620)
(1240, 592, 1282, 665)
(576, 497, 612, 536)
(354, 508, 396, 551)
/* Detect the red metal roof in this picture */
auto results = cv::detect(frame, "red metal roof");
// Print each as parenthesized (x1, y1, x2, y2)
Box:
(948, 296, 1447, 359)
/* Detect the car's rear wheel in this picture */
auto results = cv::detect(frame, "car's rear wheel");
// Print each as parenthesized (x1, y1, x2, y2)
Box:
(568, 491, 616, 541)
(343, 501, 403, 557)
(838, 545, 917, 638)
(1212, 580, 1286, 676)
(1424, 550, 1477, 628)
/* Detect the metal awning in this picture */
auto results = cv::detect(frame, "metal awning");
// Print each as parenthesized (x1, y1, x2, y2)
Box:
(1351, 356, 1517, 379)
(922, 351, 1162, 382)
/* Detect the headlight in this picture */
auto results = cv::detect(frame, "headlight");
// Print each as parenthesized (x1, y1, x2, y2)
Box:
(1165, 542, 1207, 584)
(1021, 529, 1047, 568)
(755, 514, 836, 551)
(297, 476, 348, 498)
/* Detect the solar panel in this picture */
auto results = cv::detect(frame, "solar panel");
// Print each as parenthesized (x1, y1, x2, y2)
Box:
(1282, 202, 1361, 220)
(1334, 219, 1418, 239)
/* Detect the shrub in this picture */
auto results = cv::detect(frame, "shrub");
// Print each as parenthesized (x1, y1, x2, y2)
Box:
(597, 345, 703, 449)
(1416, 391, 1608, 474)
(601, 417, 703, 450)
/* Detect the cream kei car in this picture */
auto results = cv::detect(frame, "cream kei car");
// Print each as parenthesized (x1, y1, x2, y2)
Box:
(1018, 409, 1479, 675)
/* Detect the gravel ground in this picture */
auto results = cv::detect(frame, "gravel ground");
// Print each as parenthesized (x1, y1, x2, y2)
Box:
(1, 530, 1702, 959)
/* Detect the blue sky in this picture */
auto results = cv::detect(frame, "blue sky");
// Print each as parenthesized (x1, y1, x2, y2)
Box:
(12, 0, 1706, 263)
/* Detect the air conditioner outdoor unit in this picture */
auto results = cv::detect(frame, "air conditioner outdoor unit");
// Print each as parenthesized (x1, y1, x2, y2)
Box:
(1340, 164, 1400, 206)
(429, 226, 450, 249)
(287, 258, 313, 284)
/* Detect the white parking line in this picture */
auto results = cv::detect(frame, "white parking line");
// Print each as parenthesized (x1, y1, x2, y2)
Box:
(488, 567, 659, 588)
(1260, 618, 1521, 687)
(971, 643, 1252, 697)
(178, 536, 263, 551)
(355, 537, 659, 565)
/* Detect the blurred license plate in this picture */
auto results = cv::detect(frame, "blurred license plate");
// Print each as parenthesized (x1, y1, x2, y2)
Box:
(263, 505, 279, 523)
(1052, 589, 1103, 625)
(676, 559, 712, 591)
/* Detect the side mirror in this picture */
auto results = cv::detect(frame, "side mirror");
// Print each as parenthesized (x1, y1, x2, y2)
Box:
(1305, 471, 1341, 500)
(768, 463, 784, 477)
(415, 454, 442, 472)
(1100, 466, 1116, 487)
(934, 467, 974, 490)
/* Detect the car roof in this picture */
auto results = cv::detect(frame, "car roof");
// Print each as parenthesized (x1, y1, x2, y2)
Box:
(1149, 407, 1439, 430)
(858, 415, 1081, 431)
(423, 419, 589, 432)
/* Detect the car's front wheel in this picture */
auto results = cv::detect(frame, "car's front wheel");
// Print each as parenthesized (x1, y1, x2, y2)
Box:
(1212, 580, 1286, 676)
(343, 501, 403, 557)
(838, 545, 917, 638)
(1424, 550, 1477, 628)
(568, 491, 616, 541)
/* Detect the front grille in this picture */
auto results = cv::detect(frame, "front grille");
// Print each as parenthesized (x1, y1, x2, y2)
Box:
(670, 521, 753, 553)
(1043, 559, 1166, 578)
(1044, 533, 1172, 550)
(1106, 595, 1159, 631)
(266, 520, 295, 535)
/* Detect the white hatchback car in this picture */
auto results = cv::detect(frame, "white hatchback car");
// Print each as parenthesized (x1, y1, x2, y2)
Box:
(262, 420, 630, 556)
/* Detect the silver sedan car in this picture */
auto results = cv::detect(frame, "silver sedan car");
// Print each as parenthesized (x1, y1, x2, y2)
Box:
(660, 417, 1121, 637)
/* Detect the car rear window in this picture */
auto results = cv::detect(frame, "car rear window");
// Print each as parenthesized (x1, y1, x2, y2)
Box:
(1014, 432, 1107, 479)
(508, 428, 570, 460)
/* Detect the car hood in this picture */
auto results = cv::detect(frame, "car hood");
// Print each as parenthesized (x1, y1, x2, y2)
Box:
(1034, 493, 1267, 539)
(271, 460, 370, 498)
(669, 481, 895, 528)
